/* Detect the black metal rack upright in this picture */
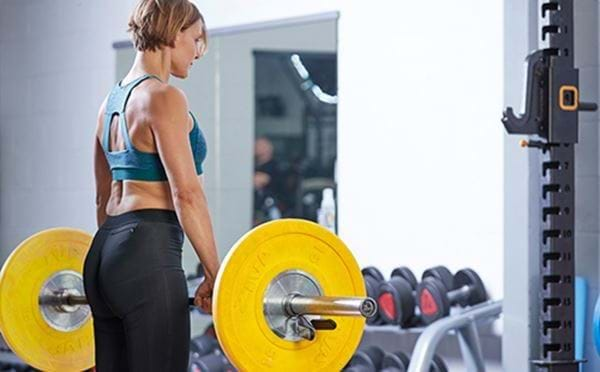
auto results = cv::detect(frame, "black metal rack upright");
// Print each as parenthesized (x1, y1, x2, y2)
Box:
(501, 1, 597, 371)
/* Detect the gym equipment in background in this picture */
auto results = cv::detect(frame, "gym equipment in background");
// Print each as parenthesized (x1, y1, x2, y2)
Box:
(501, 1, 597, 370)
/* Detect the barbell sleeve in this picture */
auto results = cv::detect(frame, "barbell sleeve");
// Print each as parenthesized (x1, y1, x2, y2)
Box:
(285, 295, 377, 318)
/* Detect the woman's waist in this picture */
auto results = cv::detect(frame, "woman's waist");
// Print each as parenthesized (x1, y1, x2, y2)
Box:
(104, 186, 178, 228)
(109, 181, 172, 205)
(102, 208, 180, 229)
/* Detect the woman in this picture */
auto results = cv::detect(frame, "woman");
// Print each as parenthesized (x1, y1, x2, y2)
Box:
(82, 0, 220, 370)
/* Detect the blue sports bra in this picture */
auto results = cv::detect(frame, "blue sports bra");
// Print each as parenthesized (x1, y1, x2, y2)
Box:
(102, 74, 207, 181)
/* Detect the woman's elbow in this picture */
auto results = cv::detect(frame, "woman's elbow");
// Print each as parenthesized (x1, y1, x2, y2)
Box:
(172, 186, 203, 206)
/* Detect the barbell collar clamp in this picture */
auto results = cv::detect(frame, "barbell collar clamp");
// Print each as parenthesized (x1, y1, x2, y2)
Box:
(286, 315, 316, 341)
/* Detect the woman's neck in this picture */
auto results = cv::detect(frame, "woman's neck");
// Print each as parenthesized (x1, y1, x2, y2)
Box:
(127, 49, 171, 83)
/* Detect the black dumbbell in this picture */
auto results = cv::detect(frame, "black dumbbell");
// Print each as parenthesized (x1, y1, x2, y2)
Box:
(376, 266, 453, 327)
(188, 323, 222, 370)
(188, 349, 235, 372)
(426, 354, 449, 372)
(380, 351, 448, 372)
(417, 268, 487, 324)
(393, 267, 418, 289)
(380, 350, 410, 371)
(376, 267, 418, 326)
(362, 267, 385, 282)
(189, 335, 219, 358)
(343, 345, 385, 372)
(421, 266, 454, 292)
(362, 267, 385, 325)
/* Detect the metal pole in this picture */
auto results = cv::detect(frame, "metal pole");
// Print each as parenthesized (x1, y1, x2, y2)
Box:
(286, 295, 377, 318)
(457, 321, 486, 372)
(51, 293, 378, 318)
(407, 301, 502, 372)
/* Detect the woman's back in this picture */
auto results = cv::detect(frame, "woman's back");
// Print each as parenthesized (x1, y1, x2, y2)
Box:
(95, 74, 204, 216)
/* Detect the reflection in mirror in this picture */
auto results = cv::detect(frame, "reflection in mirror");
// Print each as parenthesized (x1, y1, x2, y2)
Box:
(253, 51, 337, 228)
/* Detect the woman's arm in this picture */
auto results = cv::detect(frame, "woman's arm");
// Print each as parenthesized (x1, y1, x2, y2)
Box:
(149, 85, 220, 283)
(94, 99, 112, 228)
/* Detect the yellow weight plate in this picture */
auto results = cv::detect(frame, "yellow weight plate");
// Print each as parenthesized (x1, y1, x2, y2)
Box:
(0, 228, 94, 371)
(213, 219, 365, 371)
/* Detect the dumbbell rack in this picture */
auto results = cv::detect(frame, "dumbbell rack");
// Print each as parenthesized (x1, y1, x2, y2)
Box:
(365, 300, 501, 372)
(501, 1, 596, 371)
(407, 300, 501, 372)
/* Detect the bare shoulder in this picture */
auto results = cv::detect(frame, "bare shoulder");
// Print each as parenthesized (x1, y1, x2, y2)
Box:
(145, 82, 189, 124)
(97, 94, 109, 119)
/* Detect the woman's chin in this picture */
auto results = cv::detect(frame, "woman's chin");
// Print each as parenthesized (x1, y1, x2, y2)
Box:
(171, 70, 188, 79)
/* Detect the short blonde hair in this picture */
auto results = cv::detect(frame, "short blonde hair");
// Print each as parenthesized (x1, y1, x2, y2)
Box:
(128, 0, 207, 52)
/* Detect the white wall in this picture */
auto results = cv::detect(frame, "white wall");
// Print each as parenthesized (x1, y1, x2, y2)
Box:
(337, 3, 504, 300)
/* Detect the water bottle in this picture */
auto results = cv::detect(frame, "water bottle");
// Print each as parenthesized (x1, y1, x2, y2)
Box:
(317, 188, 336, 234)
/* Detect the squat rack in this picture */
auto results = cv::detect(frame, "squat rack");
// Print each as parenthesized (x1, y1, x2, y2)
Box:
(502, 0, 596, 370)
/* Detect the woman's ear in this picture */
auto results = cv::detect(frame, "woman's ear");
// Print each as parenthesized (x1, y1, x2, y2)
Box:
(174, 30, 183, 43)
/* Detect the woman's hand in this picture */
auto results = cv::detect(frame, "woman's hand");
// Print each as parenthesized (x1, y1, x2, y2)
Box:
(194, 278, 214, 314)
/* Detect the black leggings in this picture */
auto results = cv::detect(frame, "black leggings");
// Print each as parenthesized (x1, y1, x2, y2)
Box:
(83, 209, 190, 372)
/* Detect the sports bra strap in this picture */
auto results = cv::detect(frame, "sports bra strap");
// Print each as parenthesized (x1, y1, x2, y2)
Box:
(102, 74, 162, 152)
(119, 74, 161, 113)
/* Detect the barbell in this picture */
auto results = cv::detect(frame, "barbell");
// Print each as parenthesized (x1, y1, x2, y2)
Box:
(0, 219, 376, 371)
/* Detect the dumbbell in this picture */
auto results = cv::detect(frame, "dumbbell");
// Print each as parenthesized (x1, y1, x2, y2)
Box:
(380, 350, 448, 372)
(380, 350, 410, 372)
(189, 335, 219, 359)
(421, 266, 454, 292)
(188, 323, 221, 370)
(362, 267, 386, 325)
(377, 266, 454, 327)
(376, 267, 418, 326)
(343, 345, 385, 372)
(417, 268, 487, 324)
(423, 354, 449, 372)
(188, 349, 235, 372)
